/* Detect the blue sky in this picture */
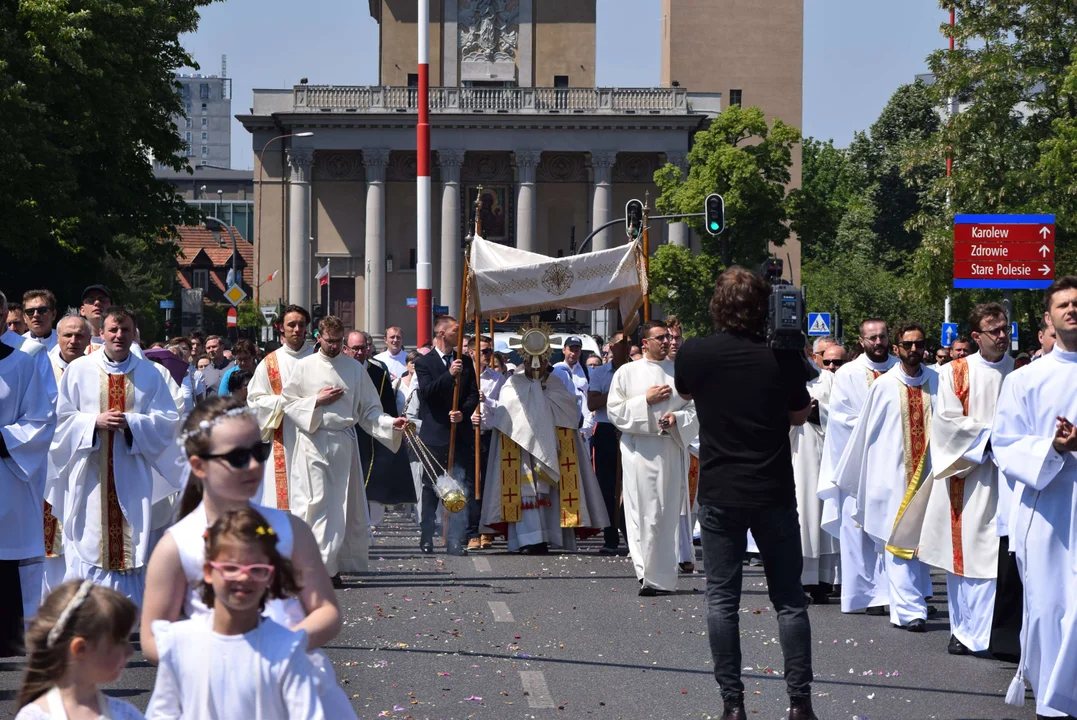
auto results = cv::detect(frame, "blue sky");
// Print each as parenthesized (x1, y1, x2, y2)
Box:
(183, 0, 947, 170)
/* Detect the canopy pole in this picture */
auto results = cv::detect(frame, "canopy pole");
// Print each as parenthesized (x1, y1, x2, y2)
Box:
(449, 186, 482, 480)
(642, 193, 651, 322)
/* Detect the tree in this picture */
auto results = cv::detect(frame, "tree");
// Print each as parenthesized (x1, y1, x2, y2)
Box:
(0, 0, 210, 303)
(788, 138, 859, 263)
(654, 105, 801, 268)
(648, 245, 724, 337)
(98, 235, 180, 343)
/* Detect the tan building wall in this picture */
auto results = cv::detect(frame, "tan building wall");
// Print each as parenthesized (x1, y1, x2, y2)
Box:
(251, 131, 288, 307)
(377, 0, 444, 86)
(662, 0, 803, 279)
(533, 0, 596, 88)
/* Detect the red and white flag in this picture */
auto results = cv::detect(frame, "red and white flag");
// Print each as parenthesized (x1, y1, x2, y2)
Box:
(266, 269, 280, 282)
(315, 263, 329, 287)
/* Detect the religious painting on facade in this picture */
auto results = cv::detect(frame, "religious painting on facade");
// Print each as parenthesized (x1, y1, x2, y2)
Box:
(465, 185, 512, 245)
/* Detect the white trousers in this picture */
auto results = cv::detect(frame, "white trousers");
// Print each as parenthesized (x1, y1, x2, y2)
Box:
(677, 513, 695, 564)
(802, 554, 840, 586)
(41, 556, 67, 598)
(947, 573, 996, 651)
(886, 554, 929, 626)
(18, 561, 43, 626)
(64, 554, 146, 609)
(839, 494, 887, 612)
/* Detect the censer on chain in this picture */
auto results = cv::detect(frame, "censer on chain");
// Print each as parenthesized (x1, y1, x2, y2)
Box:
(403, 423, 468, 513)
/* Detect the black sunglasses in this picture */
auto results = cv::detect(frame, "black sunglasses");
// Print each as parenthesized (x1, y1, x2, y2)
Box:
(200, 442, 271, 469)
(898, 340, 927, 350)
(821, 359, 843, 367)
(23, 307, 53, 316)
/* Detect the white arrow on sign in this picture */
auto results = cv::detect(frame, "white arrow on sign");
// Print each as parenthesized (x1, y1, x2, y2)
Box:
(1040, 264, 1051, 276)
(1040, 245, 1051, 257)
(1040, 226, 1051, 239)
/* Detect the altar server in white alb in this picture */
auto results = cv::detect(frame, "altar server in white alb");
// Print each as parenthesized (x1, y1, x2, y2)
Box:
(281, 315, 405, 580)
(920, 303, 1014, 656)
(816, 319, 897, 614)
(993, 277, 1077, 718)
(247, 305, 313, 512)
(792, 341, 845, 603)
(608, 320, 698, 596)
(834, 323, 936, 632)
(51, 307, 181, 606)
(0, 291, 57, 651)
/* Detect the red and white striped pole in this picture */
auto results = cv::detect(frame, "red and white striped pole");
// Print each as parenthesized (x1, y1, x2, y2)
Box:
(416, 0, 433, 346)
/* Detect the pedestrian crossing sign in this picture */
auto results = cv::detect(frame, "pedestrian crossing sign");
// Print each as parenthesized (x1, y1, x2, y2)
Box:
(807, 312, 831, 336)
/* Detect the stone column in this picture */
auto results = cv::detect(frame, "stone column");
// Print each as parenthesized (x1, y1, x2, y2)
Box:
(363, 149, 390, 334)
(514, 150, 541, 253)
(666, 152, 690, 247)
(518, 0, 534, 87)
(590, 151, 617, 337)
(439, 150, 465, 316)
(286, 147, 314, 308)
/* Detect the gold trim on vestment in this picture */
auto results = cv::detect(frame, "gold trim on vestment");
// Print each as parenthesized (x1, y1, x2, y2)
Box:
(98, 371, 135, 571)
(886, 383, 931, 560)
(500, 436, 523, 523)
(556, 428, 581, 528)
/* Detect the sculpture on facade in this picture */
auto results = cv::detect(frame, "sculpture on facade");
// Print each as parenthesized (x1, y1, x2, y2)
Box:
(459, 0, 519, 63)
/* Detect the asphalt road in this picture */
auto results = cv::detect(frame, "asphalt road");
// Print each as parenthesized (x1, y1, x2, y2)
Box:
(0, 510, 1040, 720)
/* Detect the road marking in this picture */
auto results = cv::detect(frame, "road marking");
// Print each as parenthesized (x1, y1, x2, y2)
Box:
(519, 670, 555, 708)
(488, 600, 514, 622)
(472, 556, 492, 572)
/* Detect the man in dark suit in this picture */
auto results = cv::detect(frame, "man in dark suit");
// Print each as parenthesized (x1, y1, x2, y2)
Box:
(414, 315, 480, 555)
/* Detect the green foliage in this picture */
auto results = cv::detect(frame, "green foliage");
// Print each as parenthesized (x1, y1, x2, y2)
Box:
(0, 0, 210, 305)
(654, 105, 801, 267)
(648, 245, 724, 337)
(98, 235, 180, 343)
(236, 301, 267, 329)
(788, 138, 859, 263)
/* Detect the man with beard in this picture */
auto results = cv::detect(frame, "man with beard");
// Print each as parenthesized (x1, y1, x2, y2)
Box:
(816, 319, 898, 615)
(919, 303, 1014, 656)
(834, 323, 937, 632)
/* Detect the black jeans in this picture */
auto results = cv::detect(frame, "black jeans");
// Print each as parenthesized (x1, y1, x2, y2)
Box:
(591, 422, 626, 548)
(419, 443, 480, 544)
(698, 503, 813, 699)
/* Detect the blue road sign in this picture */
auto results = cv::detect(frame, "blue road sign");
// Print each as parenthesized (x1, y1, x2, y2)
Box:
(807, 312, 832, 336)
(942, 322, 959, 347)
(407, 297, 418, 308)
(433, 305, 450, 316)
(159, 300, 175, 310)
(1011, 321, 1018, 338)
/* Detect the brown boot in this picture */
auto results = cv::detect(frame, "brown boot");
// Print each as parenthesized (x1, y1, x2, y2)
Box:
(788, 695, 818, 720)
(721, 694, 747, 720)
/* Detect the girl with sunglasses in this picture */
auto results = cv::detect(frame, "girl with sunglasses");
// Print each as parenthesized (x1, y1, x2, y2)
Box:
(146, 507, 324, 719)
(140, 397, 355, 718)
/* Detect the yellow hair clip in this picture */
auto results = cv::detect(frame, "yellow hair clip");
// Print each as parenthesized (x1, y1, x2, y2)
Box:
(255, 525, 276, 537)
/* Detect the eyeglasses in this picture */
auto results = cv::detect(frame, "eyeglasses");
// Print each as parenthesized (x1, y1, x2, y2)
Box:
(23, 307, 53, 316)
(208, 561, 275, 582)
(898, 340, 927, 350)
(861, 334, 888, 342)
(645, 334, 670, 343)
(480, 348, 493, 355)
(977, 325, 1009, 337)
(200, 442, 271, 469)
(345, 345, 365, 353)
(821, 359, 844, 367)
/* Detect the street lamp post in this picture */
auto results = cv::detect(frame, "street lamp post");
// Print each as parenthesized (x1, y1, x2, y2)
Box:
(256, 131, 314, 306)
(205, 216, 240, 290)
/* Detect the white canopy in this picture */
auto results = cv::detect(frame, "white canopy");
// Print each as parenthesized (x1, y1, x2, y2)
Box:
(465, 237, 646, 333)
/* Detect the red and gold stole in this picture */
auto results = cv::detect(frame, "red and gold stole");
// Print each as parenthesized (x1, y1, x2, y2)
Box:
(99, 370, 135, 571)
(44, 361, 66, 558)
(688, 453, 700, 508)
(499, 436, 523, 523)
(264, 351, 290, 511)
(556, 428, 581, 528)
(948, 358, 971, 574)
(886, 379, 932, 560)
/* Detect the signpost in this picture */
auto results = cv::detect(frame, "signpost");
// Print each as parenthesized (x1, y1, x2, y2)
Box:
(226, 307, 238, 327)
(224, 283, 247, 306)
(1011, 321, 1019, 352)
(953, 214, 1055, 290)
(942, 322, 958, 348)
(433, 305, 449, 316)
(807, 312, 832, 337)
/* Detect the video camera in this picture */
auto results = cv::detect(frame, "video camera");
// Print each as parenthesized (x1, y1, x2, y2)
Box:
(759, 258, 807, 351)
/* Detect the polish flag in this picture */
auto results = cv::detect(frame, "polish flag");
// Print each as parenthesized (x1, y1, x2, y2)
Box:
(315, 263, 329, 287)
(266, 269, 280, 282)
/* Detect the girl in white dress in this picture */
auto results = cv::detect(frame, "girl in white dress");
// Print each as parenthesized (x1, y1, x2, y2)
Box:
(16, 579, 144, 720)
(139, 397, 354, 717)
(146, 507, 324, 719)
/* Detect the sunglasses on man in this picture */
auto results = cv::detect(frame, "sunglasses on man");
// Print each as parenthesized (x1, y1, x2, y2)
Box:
(23, 307, 53, 316)
(898, 340, 927, 350)
(821, 358, 843, 367)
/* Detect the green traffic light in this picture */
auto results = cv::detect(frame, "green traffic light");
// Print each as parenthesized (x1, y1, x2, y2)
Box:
(709, 221, 720, 231)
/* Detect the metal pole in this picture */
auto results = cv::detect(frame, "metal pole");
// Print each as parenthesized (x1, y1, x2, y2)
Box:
(326, 258, 331, 317)
(416, 0, 433, 346)
(642, 197, 651, 322)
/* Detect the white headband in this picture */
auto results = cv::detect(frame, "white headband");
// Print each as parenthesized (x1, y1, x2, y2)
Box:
(46, 579, 95, 649)
(177, 406, 255, 446)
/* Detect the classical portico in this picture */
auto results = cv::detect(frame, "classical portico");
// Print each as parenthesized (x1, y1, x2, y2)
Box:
(240, 0, 717, 339)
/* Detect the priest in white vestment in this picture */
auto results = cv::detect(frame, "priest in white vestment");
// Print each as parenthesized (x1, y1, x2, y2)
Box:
(479, 344, 608, 552)
(608, 320, 698, 595)
(247, 305, 314, 511)
(921, 304, 1014, 655)
(792, 358, 840, 597)
(52, 309, 181, 606)
(834, 323, 936, 631)
(42, 314, 92, 595)
(281, 316, 405, 578)
(993, 278, 1077, 718)
(816, 319, 897, 613)
(0, 319, 57, 639)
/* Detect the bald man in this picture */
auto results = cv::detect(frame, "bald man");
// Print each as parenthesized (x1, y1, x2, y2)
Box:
(820, 344, 847, 373)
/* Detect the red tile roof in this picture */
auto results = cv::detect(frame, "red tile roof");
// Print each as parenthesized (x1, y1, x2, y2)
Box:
(174, 225, 254, 276)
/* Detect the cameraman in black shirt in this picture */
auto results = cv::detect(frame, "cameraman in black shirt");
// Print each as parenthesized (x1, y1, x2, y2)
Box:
(674, 267, 816, 720)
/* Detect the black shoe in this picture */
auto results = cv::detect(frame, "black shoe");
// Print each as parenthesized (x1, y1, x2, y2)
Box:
(926, 605, 939, 618)
(788, 695, 818, 720)
(520, 542, 548, 555)
(721, 694, 747, 720)
(331, 574, 344, 589)
(828, 583, 842, 598)
(866, 605, 889, 616)
(806, 585, 830, 605)
(598, 545, 618, 555)
(948, 634, 969, 655)
(446, 545, 469, 557)
(679, 562, 695, 573)
(420, 540, 434, 554)
(639, 586, 657, 597)
(906, 618, 927, 633)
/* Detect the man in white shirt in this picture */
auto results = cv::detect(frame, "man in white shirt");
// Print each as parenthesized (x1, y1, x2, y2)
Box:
(374, 325, 408, 380)
(552, 336, 588, 426)
(22, 289, 58, 351)
(471, 335, 507, 550)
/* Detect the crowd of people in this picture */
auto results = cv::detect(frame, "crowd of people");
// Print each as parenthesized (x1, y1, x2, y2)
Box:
(1, 271, 1075, 720)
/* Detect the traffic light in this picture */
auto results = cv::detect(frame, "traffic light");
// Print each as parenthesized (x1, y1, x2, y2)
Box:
(311, 303, 325, 338)
(705, 193, 725, 235)
(625, 199, 644, 239)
